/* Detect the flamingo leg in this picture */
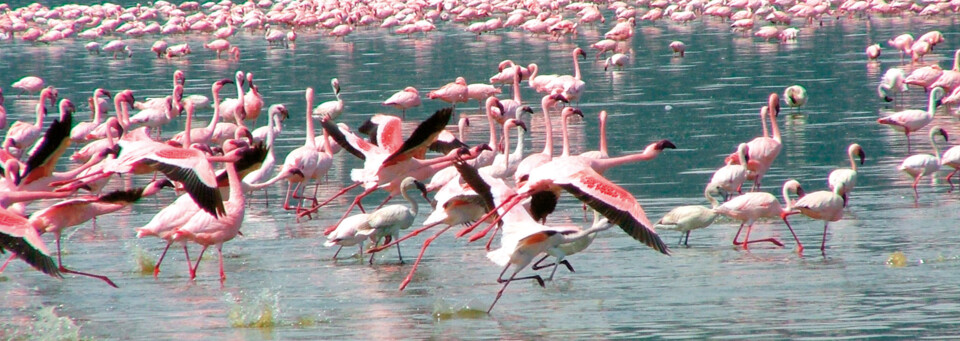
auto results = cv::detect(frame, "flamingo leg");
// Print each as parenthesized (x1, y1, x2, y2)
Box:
(489, 265, 545, 314)
(369, 240, 379, 265)
(821, 222, 830, 252)
(905, 131, 912, 154)
(301, 182, 362, 218)
(332, 245, 343, 259)
(0, 253, 15, 273)
(375, 195, 394, 210)
(56, 235, 118, 288)
(153, 241, 173, 277)
(369, 222, 441, 254)
(947, 169, 958, 192)
(457, 194, 521, 238)
(912, 175, 922, 199)
(683, 231, 691, 246)
(781, 216, 804, 252)
(395, 237, 404, 265)
(190, 245, 209, 280)
(398, 225, 453, 291)
(217, 245, 226, 283)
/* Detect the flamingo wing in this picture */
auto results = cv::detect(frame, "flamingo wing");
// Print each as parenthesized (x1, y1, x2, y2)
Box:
(0, 208, 61, 277)
(557, 168, 669, 255)
(358, 114, 404, 153)
(141, 153, 225, 217)
(452, 157, 496, 213)
(429, 129, 469, 155)
(20, 110, 72, 185)
(216, 141, 268, 186)
(320, 117, 367, 160)
(380, 107, 454, 168)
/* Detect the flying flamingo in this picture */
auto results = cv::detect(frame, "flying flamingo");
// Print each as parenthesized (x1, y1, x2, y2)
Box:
(655, 185, 721, 246)
(381, 87, 421, 118)
(898, 126, 948, 199)
(877, 87, 945, 153)
(783, 181, 845, 253)
(313, 78, 343, 121)
(828, 143, 865, 206)
(170, 140, 248, 282)
(28, 180, 174, 287)
(713, 179, 804, 251)
(0, 207, 60, 278)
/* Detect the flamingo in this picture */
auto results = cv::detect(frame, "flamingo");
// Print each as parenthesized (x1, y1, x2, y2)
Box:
(4, 87, 57, 157)
(670, 41, 686, 57)
(497, 66, 526, 122)
(480, 118, 528, 179)
(243, 73, 264, 123)
(0, 207, 60, 278)
(257, 88, 321, 217)
(783, 181, 845, 252)
(70, 89, 112, 143)
(783, 85, 807, 112)
(655, 185, 721, 246)
(604, 53, 629, 71)
(0, 88, 5, 130)
(828, 143, 865, 206)
(203, 39, 231, 59)
(11, 76, 44, 96)
(28, 180, 174, 287)
(709, 143, 751, 200)
(323, 213, 371, 259)
(888, 33, 913, 61)
(541, 47, 587, 102)
(898, 126, 948, 199)
(466, 83, 502, 111)
(513, 93, 568, 185)
(251, 104, 288, 143)
(427, 77, 469, 108)
(313, 78, 343, 121)
(170, 140, 249, 282)
(580, 110, 610, 160)
(171, 79, 233, 146)
(337, 177, 427, 264)
(904, 64, 943, 91)
(128, 85, 184, 139)
(17, 99, 76, 188)
(866, 43, 881, 60)
(929, 49, 960, 93)
(713, 179, 805, 251)
(218, 71, 247, 125)
(878, 68, 908, 104)
(381, 87, 421, 118)
(877, 87, 945, 153)
(489, 60, 530, 85)
(727, 95, 782, 191)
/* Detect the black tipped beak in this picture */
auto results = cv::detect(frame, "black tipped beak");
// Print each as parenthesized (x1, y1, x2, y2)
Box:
(656, 139, 677, 150)
(103, 90, 113, 99)
(478, 143, 493, 152)
(857, 149, 865, 165)
(936, 99, 943, 107)
(517, 121, 528, 132)
(797, 187, 806, 198)
(551, 94, 569, 103)
(941, 129, 950, 142)
(521, 106, 533, 114)
(495, 101, 505, 117)
(219, 78, 234, 86)
(415, 180, 428, 197)
(884, 96, 893, 102)
(573, 108, 584, 118)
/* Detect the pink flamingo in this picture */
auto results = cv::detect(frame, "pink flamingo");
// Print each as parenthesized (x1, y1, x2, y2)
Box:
(670, 41, 686, 57)
(313, 78, 343, 121)
(542, 47, 587, 102)
(904, 64, 942, 91)
(382, 87, 422, 118)
(709, 143, 752, 200)
(0, 207, 60, 278)
(828, 143, 865, 206)
(784, 181, 845, 252)
(929, 49, 960, 93)
(128, 85, 183, 139)
(243, 73, 264, 123)
(170, 140, 248, 282)
(713, 179, 804, 251)
(899, 127, 948, 199)
(171, 79, 232, 146)
(218, 71, 247, 126)
(489, 60, 530, 85)
(466, 83, 502, 112)
(877, 87, 945, 153)
(427, 77, 469, 109)
(11, 76, 44, 96)
(887, 33, 914, 61)
(513, 93, 568, 184)
(203, 39, 231, 59)
(28, 180, 174, 287)
(151, 40, 168, 58)
(727, 94, 783, 191)
(591, 39, 619, 59)
(603, 17, 635, 40)
(866, 43, 881, 60)
(4, 86, 58, 157)
(70, 89, 112, 144)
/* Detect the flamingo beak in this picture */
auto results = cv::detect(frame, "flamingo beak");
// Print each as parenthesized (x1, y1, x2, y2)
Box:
(940, 128, 949, 142)
(521, 106, 534, 115)
(796, 187, 806, 198)
(103, 89, 113, 99)
(655, 139, 677, 150)
(158, 179, 175, 189)
(414, 180, 429, 201)
(573, 108, 584, 118)
(516, 120, 528, 132)
(857, 149, 865, 165)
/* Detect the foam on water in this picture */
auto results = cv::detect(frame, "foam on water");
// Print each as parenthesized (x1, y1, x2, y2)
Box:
(226, 288, 281, 329)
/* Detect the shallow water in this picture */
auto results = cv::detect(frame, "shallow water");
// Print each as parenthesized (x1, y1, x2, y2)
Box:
(3, 10, 960, 340)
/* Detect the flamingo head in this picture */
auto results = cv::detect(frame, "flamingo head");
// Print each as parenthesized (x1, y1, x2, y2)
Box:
(932, 126, 949, 143)
(213, 78, 234, 94)
(518, 106, 534, 119)
(234, 71, 246, 86)
(246, 72, 254, 87)
(174, 70, 185, 85)
(549, 92, 569, 104)
(652, 139, 677, 151)
(505, 118, 528, 132)
(42, 86, 59, 108)
(768, 93, 780, 116)
(331, 78, 340, 94)
(59, 99, 76, 118)
(574, 47, 586, 59)
(497, 59, 514, 72)
(95, 88, 112, 99)
(234, 126, 254, 145)
(119, 89, 135, 107)
(561, 106, 583, 120)
(404, 86, 419, 94)
(455, 77, 467, 85)
(850, 143, 865, 165)
(269, 104, 289, 120)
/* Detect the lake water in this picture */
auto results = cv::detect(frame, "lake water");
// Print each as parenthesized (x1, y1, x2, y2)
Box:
(3, 7, 960, 340)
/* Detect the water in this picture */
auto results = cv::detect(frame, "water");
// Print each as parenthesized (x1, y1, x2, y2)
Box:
(3, 11, 960, 340)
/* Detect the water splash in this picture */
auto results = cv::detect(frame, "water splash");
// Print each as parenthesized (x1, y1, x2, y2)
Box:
(432, 298, 488, 320)
(226, 288, 281, 329)
(1, 306, 82, 341)
(129, 245, 156, 275)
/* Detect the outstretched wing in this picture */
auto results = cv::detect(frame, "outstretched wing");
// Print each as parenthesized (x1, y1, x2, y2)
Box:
(20, 110, 72, 185)
(321, 118, 366, 160)
(142, 154, 225, 218)
(380, 107, 454, 169)
(557, 167, 669, 255)
(0, 208, 61, 278)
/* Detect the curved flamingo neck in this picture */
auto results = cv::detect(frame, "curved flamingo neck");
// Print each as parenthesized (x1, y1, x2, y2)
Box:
(34, 103, 45, 127)
(540, 95, 554, 156)
(847, 148, 858, 171)
(235, 81, 246, 126)
(930, 131, 943, 161)
(704, 186, 720, 208)
(274, 111, 283, 134)
(528, 64, 539, 88)
(599, 112, 608, 157)
(781, 183, 794, 211)
(226, 160, 243, 203)
(265, 111, 277, 147)
(502, 123, 513, 170)
(561, 111, 572, 157)
(926, 88, 942, 116)
(401, 182, 420, 215)
(183, 105, 193, 148)
(485, 102, 498, 147)
(760, 107, 769, 138)
(321, 123, 332, 155)
(92, 93, 103, 124)
(512, 67, 522, 103)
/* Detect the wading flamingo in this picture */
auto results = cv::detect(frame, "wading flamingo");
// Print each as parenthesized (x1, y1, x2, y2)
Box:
(898, 127, 948, 199)
(828, 143, 865, 206)
(713, 179, 804, 251)
(877, 87, 945, 153)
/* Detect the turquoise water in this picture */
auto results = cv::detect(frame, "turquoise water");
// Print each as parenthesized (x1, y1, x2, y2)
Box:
(3, 9, 960, 340)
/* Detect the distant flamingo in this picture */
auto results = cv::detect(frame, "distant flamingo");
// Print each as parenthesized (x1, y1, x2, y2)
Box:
(427, 77, 469, 108)
(784, 181, 845, 252)
(887, 33, 913, 61)
(382, 87, 421, 118)
(313, 78, 343, 121)
(866, 43, 881, 60)
(670, 41, 686, 57)
(203, 39, 231, 59)
(604, 53, 628, 71)
(70, 89, 112, 143)
(877, 87, 945, 153)
(898, 126, 948, 198)
(11, 76, 44, 96)
(783, 85, 807, 111)
(218, 71, 247, 125)
(929, 49, 960, 93)
(828, 143, 865, 206)
(878, 68, 908, 104)
(713, 179, 804, 251)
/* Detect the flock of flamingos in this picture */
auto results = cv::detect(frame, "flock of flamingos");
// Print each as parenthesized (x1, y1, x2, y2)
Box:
(1, 0, 960, 314)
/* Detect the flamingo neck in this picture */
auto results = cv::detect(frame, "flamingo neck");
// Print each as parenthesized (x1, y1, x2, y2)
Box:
(848, 149, 858, 171)
(321, 124, 332, 155)
(184, 106, 193, 148)
(769, 107, 781, 143)
(572, 51, 582, 80)
(561, 112, 571, 157)
(235, 82, 246, 126)
(34, 103, 44, 127)
(512, 69, 522, 103)
(927, 89, 941, 116)
(590, 146, 661, 174)
(704, 186, 720, 208)
(486, 105, 498, 147)
(541, 97, 553, 156)
(931, 133, 943, 161)
(273, 112, 283, 134)
(528, 64, 539, 88)
(92, 94, 103, 124)
(401, 183, 419, 216)
(760, 109, 769, 138)
(265, 111, 276, 148)
(514, 124, 525, 156)
(737, 145, 748, 165)
(599, 114, 608, 157)
(226, 162, 244, 203)
(502, 124, 512, 170)
(305, 97, 316, 147)
(781, 184, 794, 211)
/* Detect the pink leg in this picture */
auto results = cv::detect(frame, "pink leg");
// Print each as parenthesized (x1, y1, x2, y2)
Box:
(456, 194, 519, 238)
(217, 245, 226, 283)
(781, 215, 805, 252)
(190, 245, 209, 280)
(369, 222, 441, 254)
(912, 175, 922, 199)
(56, 235, 118, 288)
(947, 169, 958, 192)
(820, 222, 829, 252)
(153, 241, 173, 278)
(399, 225, 453, 291)
(484, 225, 500, 251)
(299, 182, 362, 218)
(0, 253, 15, 273)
